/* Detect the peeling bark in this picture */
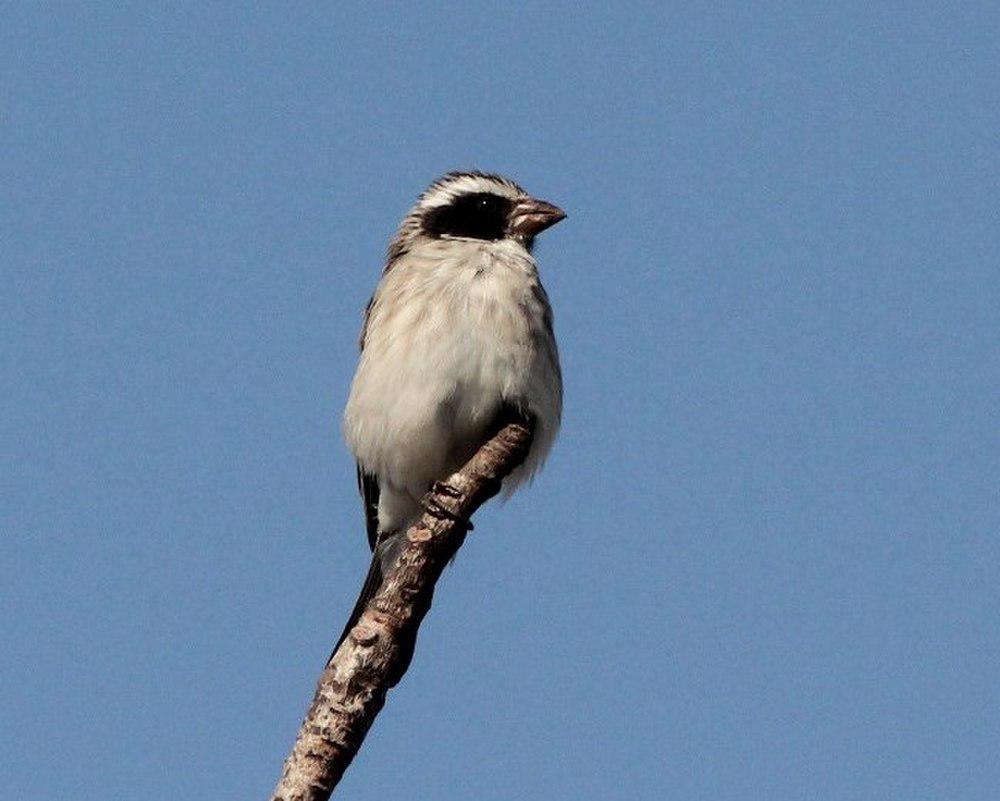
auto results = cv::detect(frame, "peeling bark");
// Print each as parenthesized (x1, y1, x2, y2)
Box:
(271, 412, 534, 800)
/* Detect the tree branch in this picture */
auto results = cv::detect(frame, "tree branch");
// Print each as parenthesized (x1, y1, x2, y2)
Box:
(270, 411, 534, 800)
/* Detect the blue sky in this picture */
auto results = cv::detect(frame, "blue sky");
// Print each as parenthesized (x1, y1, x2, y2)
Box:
(3, 4, 998, 799)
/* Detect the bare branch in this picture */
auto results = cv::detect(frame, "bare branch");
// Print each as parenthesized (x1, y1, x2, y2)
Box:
(271, 411, 534, 800)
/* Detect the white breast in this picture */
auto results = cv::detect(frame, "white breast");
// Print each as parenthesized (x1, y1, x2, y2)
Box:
(343, 237, 561, 518)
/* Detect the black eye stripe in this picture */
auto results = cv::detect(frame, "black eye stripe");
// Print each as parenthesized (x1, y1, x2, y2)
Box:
(422, 192, 512, 241)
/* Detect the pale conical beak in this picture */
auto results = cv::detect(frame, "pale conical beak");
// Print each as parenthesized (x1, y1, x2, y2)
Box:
(509, 197, 566, 238)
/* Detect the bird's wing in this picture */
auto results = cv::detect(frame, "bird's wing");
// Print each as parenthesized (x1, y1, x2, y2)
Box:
(356, 464, 380, 551)
(358, 294, 375, 351)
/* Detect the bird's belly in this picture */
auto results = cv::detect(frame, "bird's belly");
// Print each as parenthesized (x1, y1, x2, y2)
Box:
(344, 277, 539, 496)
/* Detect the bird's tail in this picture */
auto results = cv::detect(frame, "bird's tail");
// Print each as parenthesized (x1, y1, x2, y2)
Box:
(329, 550, 384, 664)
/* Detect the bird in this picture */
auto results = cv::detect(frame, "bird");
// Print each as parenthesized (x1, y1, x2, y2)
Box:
(333, 170, 565, 656)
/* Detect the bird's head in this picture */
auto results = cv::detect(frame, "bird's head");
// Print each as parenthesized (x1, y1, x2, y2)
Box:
(387, 171, 565, 267)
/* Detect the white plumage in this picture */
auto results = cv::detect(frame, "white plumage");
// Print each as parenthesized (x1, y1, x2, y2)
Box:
(345, 235, 561, 532)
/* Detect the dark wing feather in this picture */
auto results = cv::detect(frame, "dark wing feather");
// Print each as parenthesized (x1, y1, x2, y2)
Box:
(358, 294, 375, 351)
(356, 464, 380, 551)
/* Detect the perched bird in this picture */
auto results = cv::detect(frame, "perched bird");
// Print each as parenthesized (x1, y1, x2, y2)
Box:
(335, 170, 565, 653)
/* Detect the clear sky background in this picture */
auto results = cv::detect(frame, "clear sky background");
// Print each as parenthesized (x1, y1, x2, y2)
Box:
(3, 4, 998, 799)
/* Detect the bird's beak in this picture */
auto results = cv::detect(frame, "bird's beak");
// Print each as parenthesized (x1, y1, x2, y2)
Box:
(509, 197, 566, 238)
